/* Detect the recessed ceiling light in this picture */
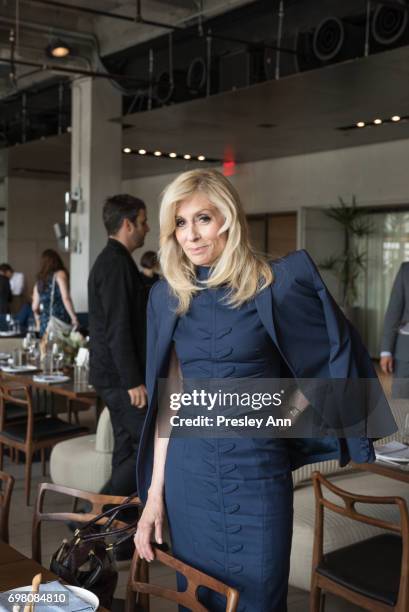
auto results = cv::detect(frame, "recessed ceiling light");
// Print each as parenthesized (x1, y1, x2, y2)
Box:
(374, 118, 382, 125)
(392, 115, 401, 122)
(183, 154, 191, 160)
(169, 152, 177, 158)
(198, 155, 206, 161)
(356, 121, 365, 128)
(123, 147, 132, 154)
(154, 151, 162, 157)
(138, 149, 147, 155)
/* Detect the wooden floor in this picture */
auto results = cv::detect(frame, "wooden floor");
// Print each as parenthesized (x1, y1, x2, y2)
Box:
(3, 408, 363, 611)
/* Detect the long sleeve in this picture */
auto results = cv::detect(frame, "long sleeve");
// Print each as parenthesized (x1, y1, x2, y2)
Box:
(100, 262, 144, 389)
(380, 264, 404, 354)
(272, 250, 396, 465)
(145, 286, 159, 401)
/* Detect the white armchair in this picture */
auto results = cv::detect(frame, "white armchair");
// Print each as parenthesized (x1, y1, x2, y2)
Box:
(50, 407, 113, 493)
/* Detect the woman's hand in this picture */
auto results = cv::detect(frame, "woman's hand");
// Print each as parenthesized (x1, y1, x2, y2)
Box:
(134, 491, 165, 562)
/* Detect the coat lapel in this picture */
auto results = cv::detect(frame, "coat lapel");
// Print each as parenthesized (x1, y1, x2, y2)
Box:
(155, 290, 179, 379)
(255, 284, 279, 350)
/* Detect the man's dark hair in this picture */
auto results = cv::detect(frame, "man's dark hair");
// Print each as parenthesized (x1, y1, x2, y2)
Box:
(103, 194, 146, 235)
(0, 263, 13, 274)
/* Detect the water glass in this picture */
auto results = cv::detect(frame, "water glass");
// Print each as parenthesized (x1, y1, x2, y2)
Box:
(28, 343, 41, 368)
(42, 351, 54, 375)
(74, 364, 89, 385)
(54, 350, 65, 373)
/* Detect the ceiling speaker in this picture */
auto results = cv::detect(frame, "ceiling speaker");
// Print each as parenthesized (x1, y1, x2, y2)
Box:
(371, 3, 409, 48)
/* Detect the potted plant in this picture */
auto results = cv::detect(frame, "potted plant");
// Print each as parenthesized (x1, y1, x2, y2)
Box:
(319, 196, 372, 322)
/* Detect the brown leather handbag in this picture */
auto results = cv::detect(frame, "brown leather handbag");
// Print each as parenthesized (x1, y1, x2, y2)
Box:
(50, 496, 139, 609)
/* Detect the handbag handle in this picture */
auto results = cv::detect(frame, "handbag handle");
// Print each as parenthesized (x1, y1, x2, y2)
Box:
(49, 273, 56, 320)
(75, 494, 140, 543)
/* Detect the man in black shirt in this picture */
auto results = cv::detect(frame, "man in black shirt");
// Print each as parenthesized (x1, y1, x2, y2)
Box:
(88, 194, 150, 496)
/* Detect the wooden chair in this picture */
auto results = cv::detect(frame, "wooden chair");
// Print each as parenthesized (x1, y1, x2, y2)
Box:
(126, 543, 240, 612)
(0, 470, 14, 543)
(0, 381, 89, 505)
(32, 482, 142, 564)
(310, 471, 409, 612)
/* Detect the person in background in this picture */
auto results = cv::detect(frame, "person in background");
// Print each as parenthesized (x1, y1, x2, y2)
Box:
(88, 194, 150, 500)
(380, 261, 409, 396)
(0, 263, 25, 313)
(140, 250, 160, 288)
(0, 263, 24, 296)
(32, 249, 79, 337)
(0, 265, 11, 314)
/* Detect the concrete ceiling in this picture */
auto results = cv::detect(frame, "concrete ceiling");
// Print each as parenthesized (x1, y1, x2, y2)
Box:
(0, 0, 255, 61)
(119, 42, 409, 169)
(7, 41, 409, 180)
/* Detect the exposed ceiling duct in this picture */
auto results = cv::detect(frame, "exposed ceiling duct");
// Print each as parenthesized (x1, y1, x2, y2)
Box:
(2, 0, 409, 148)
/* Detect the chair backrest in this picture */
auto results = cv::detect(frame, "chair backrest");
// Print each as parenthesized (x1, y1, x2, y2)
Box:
(312, 471, 409, 609)
(95, 407, 114, 453)
(32, 482, 141, 563)
(126, 544, 240, 612)
(0, 470, 14, 543)
(0, 381, 33, 440)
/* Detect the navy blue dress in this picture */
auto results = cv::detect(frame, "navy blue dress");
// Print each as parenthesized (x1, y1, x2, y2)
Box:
(166, 267, 293, 612)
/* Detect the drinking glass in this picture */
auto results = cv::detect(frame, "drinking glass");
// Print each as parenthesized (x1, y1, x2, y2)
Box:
(42, 352, 54, 375)
(54, 350, 65, 374)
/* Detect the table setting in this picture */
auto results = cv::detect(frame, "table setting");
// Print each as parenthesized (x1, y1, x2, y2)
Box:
(0, 573, 98, 612)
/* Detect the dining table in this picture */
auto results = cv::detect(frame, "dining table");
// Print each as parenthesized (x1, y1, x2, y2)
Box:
(0, 541, 108, 611)
(0, 370, 103, 423)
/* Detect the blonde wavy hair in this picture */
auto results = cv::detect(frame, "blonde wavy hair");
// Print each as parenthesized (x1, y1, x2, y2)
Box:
(159, 169, 273, 314)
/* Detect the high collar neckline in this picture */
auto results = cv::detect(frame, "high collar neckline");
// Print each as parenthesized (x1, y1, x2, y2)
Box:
(195, 265, 212, 281)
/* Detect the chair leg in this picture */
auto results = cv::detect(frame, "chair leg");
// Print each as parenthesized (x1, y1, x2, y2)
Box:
(0, 442, 3, 470)
(25, 451, 33, 505)
(66, 398, 72, 423)
(310, 580, 323, 612)
(320, 592, 326, 612)
(41, 448, 46, 476)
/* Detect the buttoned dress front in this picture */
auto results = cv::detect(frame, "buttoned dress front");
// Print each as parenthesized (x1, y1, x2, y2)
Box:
(165, 267, 293, 612)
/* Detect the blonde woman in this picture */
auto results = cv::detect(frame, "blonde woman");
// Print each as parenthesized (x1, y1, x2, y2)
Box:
(134, 169, 391, 611)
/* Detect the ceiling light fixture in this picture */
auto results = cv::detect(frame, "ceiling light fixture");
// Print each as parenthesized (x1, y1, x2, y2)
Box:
(169, 152, 177, 158)
(138, 149, 147, 155)
(47, 39, 71, 58)
(392, 115, 401, 122)
(356, 121, 365, 128)
(154, 151, 162, 156)
(374, 118, 382, 125)
(123, 147, 132, 154)
(197, 155, 206, 161)
(183, 154, 191, 160)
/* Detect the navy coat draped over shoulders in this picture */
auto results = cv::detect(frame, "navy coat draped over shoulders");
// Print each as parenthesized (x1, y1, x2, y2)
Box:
(136, 249, 396, 502)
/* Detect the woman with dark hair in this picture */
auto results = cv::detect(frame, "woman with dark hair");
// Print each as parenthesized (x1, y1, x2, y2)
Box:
(140, 250, 160, 289)
(32, 249, 79, 337)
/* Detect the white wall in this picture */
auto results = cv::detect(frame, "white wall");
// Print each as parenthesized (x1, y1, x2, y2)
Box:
(7, 176, 69, 298)
(6, 136, 409, 309)
(123, 137, 409, 255)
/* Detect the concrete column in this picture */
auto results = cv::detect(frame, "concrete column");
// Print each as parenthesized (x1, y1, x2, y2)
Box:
(70, 77, 122, 311)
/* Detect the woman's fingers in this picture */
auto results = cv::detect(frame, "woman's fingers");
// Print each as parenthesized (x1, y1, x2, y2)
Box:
(154, 518, 163, 545)
(134, 522, 155, 561)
